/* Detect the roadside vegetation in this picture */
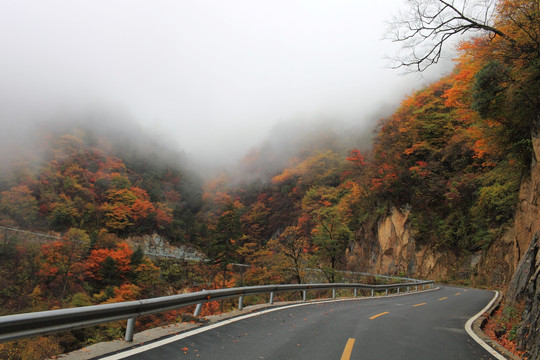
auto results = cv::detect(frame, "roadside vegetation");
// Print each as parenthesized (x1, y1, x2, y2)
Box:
(0, 0, 538, 358)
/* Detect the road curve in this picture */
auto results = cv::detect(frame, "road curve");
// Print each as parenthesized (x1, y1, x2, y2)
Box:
(103, 286, 500, 360)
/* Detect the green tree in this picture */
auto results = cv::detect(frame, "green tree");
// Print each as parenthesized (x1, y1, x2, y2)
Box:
(207, 202, 243, 288)
(311, 207, 352, 283)
(472, 60, 535, 170)
(267, 226, 309, 284)
(0, 185, 38, 227)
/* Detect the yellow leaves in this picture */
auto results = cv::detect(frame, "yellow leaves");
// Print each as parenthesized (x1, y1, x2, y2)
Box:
(106, 187, 134, 203)
(102, 202, 132, 231)
(0, 336, 62, 360)
(403, 141, 430, 156)
(271, 167, 299, 184)
(103, 186, 163, 230)
(0, 184, 39, 225)
(108, 284, 141, 303)
(29, 285, 43, 307)
(495, 0, 539, 45)
(271, 150, 345, 188)
(301, 186, 341, 215)
(93, 284, 142, 304)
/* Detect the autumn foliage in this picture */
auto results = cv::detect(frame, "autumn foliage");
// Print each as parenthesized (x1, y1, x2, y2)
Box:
(0, 0, 538, 358)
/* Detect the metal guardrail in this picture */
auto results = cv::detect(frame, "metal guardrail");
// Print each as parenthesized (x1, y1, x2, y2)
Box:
(299, 267, 423, 283)
(0, 225, 61, 241)
(0, 280, 434, 344)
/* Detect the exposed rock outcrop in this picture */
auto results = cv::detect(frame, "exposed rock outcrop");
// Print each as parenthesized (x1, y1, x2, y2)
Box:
(506, 233, 540, 359)
(348, 207, 459, 280)
(346, 136, 540, 357)
(127, 233, 204, 261)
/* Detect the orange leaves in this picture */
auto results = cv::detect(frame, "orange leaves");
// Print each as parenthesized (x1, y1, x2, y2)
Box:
(85, 242, 133, 281)
(102, 186, 170, 231)
(403, 141, 430, 156)
(13, 127, 191, 235)
(131, 199, 155, 221)
(105, 284, 141, 303)
(271, 167, 299, 184)
(37, 229, 90, 300)
(155, 203, 173, 227)
(409, 161, 430, 177)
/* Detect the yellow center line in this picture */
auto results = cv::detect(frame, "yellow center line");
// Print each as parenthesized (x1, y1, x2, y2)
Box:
(369, 311, 389, 320)
(438, 297, 448, 301)
(412, 302, 427, 307)
(455, 292, 461, 296)
(340, 338, 355, 360)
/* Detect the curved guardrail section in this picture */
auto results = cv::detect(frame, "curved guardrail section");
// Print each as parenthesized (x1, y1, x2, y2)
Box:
(0, 280, 434, 343)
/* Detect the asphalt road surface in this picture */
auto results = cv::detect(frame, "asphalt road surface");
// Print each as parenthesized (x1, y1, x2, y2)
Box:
(103, 286, 499, 360)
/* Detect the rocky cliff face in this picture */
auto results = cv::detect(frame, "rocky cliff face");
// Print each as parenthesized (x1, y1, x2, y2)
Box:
(475, 136, 540, 288)
(506, 234, 539, 359)
(503, 136, 540, 358)
(347, 207, 460, 281)
(127, 234, 204, 261)
(348, 136, 540, 357)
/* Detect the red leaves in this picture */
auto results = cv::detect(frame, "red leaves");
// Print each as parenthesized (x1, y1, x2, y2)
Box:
(85, 242, 133, 281)
(409, 161, 430, 177)
(131, 199, 155, 221)
(345, 149, 365, 167)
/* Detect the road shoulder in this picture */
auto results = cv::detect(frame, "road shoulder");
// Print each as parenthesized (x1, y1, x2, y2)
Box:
(466, 290, 522, 360)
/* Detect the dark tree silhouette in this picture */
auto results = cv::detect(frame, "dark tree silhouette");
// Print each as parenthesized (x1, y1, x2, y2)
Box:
(388, 0, 511, 71)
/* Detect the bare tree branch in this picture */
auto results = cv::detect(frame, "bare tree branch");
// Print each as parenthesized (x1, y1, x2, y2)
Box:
(388, 0, 511, 71)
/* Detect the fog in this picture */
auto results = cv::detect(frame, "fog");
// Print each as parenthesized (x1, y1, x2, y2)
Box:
(0, 0, 454, 177)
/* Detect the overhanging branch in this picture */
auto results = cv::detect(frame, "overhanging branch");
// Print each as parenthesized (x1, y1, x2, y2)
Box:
(389, 0, 512, 71)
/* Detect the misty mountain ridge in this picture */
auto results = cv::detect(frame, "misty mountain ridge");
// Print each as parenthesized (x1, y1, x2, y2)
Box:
(1, 0, 540, 356)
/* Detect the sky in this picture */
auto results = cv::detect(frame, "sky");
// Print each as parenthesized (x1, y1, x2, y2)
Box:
(0, 0, 454, 173)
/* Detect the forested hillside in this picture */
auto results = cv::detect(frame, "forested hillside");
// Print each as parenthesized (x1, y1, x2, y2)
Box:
(198, 0, 540, 356)
(0, 123, 210, 357)
(0, 123, 203, 239)
(0, 0, 538, 358)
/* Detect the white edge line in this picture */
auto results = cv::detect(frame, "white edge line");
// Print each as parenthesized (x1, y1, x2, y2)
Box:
(101, 288, 438, 359)
(100, 300, 330, 360)
(465, 290, 506, 360)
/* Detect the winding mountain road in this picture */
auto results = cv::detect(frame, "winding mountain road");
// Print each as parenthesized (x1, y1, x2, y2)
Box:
(102, 286, 499, 360)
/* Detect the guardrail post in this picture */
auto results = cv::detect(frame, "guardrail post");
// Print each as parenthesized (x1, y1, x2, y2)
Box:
(415, 285, 418, 292)
(397, 287, 400, 294)
(125, 318, 136, 342)
(194, 303, 203, 316)
(238, 296, 244, 310)
(0, 278, 437, 344)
